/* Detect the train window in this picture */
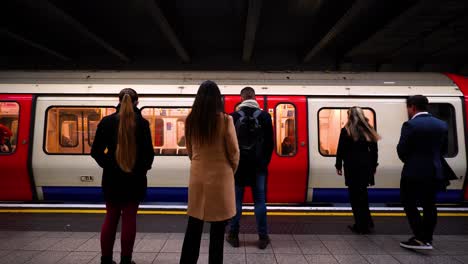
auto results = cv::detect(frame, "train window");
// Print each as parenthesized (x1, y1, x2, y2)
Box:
(428, 103, 457, 157)
(0, 102, 20, 154)
(276, 104, 296, 156)
(318, 108, 375, 156)
(141, 107, 191, 156)
(45, 107, 116, 154)
(59, 114, 79, 148)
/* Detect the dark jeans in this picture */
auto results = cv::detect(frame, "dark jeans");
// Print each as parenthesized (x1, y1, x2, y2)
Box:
(348, 185, 373, 232)
(101, 202, 139, 258)
(180, 216, 226, 264)
(400, 179, 438, 243)
(229, 171, 267, 237)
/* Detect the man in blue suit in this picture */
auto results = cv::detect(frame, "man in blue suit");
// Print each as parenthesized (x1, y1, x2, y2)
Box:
(397, 95, 448, 250)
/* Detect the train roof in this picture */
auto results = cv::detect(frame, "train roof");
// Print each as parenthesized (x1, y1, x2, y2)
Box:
(0, 71, 462, 97)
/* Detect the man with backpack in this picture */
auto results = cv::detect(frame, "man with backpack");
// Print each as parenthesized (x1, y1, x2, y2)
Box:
(226, 87, 274, 249)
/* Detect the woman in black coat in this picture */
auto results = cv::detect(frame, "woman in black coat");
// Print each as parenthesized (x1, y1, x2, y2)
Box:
(91, 88, 154, 264)
(335, 107, 379, 234)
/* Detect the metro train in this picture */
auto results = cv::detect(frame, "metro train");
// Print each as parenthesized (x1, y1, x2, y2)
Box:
(0, 71, 467, 204)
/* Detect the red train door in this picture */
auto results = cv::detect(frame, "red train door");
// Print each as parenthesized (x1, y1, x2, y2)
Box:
(265, 96, 308, 203)
(0, 94, 34, 200)
(224, 95, 308, 203)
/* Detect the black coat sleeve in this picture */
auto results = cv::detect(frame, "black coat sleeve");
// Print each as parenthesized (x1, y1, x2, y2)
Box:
(91, 120, 110, 169)
(142, 120, 155, 170)
(262, 113, 274, 165)
(335, 128, 347, 170)
(370, 141, 378, 173)
(397, 122, 412, 163)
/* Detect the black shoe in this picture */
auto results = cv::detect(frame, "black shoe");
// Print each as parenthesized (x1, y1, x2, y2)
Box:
(226, 232, 240, 248)
(347, 224, 370, 235)
(100, 256, 116, 264)
(120, 256, 135, 264)
(258, 235, 270, 250)
(400, 237, 433, 250)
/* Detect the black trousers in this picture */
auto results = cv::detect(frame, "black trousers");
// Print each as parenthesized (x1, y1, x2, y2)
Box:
(400, 179, 438, 243)
(348, 185, 373, 232)
(180, 216, 226, 264)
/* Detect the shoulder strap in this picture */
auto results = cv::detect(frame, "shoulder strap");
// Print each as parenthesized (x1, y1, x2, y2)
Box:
(253, 109, 262, 119)
(238, 110, 245, 118)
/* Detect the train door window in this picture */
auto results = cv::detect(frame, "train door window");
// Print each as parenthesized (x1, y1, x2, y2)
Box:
(45, 107, 115, 154)
(141, 107, 191, 155)
(276, 103, 296, 156)
(428, 103, 457, 157)
(0, 102, 20, 154)
(318, 108, 375, 156)
(59, 114, 79, 148)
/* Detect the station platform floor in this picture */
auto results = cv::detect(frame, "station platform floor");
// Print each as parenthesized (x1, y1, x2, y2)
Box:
(0, 206, 468, 264)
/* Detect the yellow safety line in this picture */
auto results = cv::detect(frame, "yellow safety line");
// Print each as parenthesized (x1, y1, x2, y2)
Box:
(0, 209, 467, 217)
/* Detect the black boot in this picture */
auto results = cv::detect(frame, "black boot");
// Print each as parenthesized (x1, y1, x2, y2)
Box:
(120, 256, 136, 264)
(101, 256, 116, 264)
(226, 232, 240, 248)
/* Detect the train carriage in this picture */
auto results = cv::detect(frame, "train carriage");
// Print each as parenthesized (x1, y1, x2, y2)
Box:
(0, 71, 467, 204)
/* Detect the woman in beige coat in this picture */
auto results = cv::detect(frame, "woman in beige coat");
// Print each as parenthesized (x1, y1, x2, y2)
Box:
(180, 80, 240, 264)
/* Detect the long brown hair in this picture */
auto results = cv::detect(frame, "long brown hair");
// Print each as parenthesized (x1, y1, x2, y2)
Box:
(345, 106, 380, 142)
(116, 88, 138, 173)
(185, 80, 224, 146)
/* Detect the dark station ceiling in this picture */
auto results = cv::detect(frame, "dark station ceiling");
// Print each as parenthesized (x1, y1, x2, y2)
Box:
(1, 0, 468, 74)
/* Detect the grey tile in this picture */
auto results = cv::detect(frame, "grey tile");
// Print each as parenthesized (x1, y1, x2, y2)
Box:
(24, 250, 69, 264)
(246, 253, 277, 264)
(56, 251, 98, 264)
(197, 253, 209, 264)
(393, 255, 464, 264)
(169, 233, 185, 240)
(132, 253, 157, 264)
(334, 255, 369, 264)
(200, 239, 210, 253)
(134, 239, 166, 253)
(115, 232, 146, 240)
(347, 240, 386, 255)
(0, 251, 10, 258)
(322, 240, 358, 255)
(269, 234, 295, 241)
(437, 241, 468, 255)
(144, 233, 171, 240)
(244, 234, 260, 241)
(76, 238, 101, 252)
(434, 236, 468, 242)
(363, 255, 400, 264)
(153, 252, 180, 264)
(304, 255, 338, 264)
(341, 235, 370, 242)
(0, 231, 18, 238)
(69, 232, 98, 239)
(271, 240, 302, 254)
(224, 253, 247, 264)
(294, 234, 319, 241)
(0, 250, 41, 264)
(318, 235, 344, 241)
(21, 237, 63, 251)
(297, 240, 331, 255)
(245, 240, 273, 254)
(49, 238, 88, 251)
(275, 254, 308, 264)
(0, 238, 32, 250)
(455, 256, 468, 264)
(10, 231, 46, 239)
(43, 232, 74, 238)
(161, 239, 183, 253)
(224, 240, 246, 254)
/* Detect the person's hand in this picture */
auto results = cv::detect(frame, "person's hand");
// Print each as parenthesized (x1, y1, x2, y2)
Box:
(336, 169, 342, 176)
(0, 144, 8, 152)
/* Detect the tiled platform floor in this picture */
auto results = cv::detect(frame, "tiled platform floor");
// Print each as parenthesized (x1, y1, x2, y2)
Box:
(1, 231, 468, 264)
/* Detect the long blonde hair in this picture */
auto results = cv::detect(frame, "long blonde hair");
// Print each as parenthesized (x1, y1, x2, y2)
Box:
(345, 106, 380, 142)
(116, 88, 137, 173)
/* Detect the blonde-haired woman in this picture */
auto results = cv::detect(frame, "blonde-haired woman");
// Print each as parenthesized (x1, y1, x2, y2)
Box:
(92, 88, 154, 264)
(335, 106, 380, 234)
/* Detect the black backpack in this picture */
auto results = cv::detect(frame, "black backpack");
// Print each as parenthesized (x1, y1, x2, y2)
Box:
(235, 109, 264, 165)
